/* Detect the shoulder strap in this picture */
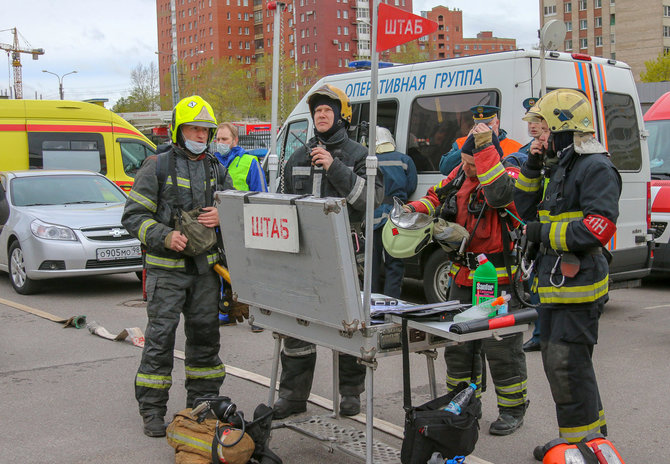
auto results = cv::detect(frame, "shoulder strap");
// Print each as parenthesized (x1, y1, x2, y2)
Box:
(155, 151, 170, 189)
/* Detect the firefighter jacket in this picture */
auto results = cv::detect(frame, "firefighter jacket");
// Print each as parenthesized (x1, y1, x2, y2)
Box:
(215, 145, 268, 192)
(281, 126, 384, 228)
(373, 149, 418, 230)
(408, 142, 520, 287)
(122, 145, 233, 274)
(514, 136, 622, 304)
(439, 129, 523, 176)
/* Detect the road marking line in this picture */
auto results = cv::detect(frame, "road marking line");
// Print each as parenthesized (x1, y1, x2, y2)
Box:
(643, 304, 670, 310)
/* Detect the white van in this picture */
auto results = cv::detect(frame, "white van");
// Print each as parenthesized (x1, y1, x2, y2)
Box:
(272, 50, 652, 302)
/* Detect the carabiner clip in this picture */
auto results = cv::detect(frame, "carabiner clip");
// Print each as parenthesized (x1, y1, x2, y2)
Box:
(549, 255, 566, 288)
(521, 258, 534, 281)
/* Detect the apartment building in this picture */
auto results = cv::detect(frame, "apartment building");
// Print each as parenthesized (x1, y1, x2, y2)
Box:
(421, 6, 516, 60)
(540, 0, 670, 80)
(155, 0, 413, 102)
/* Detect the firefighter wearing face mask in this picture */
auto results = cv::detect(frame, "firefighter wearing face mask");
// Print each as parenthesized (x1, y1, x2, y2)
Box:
(405, 123, 528, 437)
(122, 95, 233, 438)
(514, 89, 621, 450)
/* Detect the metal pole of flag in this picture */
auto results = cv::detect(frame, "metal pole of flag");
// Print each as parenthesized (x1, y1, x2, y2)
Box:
(363, 1, 380, 463)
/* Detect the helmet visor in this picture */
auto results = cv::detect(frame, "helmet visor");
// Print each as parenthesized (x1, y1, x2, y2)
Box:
(388, 197, 433, 230)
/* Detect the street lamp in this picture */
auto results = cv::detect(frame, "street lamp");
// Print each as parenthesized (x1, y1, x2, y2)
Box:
(156, 50, 180, 108)
(42, 70, 77, 100)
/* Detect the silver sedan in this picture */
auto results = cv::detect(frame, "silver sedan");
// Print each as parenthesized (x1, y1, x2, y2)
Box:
(0, 170, 142, 294)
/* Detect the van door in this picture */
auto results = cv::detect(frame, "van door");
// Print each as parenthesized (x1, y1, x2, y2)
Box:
(589, 63, 651, 281)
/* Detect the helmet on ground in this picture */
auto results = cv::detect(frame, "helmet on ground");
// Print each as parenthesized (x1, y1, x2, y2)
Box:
(382, 198, 434, 259)
(375, 126, 396, 154)
(307, 84, 353, 125)
(522, 88, 595, 134)
(170, 95, 218, 144)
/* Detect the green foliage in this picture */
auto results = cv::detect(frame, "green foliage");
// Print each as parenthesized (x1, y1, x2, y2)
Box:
(641, 52, 670, 83)
(112, 63, 160, 112)
(386, 41, 430, 65)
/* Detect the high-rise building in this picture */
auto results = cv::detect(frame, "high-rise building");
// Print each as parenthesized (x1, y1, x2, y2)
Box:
(539, 0, 670, 81)
(155, 0, 414, 105)
(421, 6, 516, 60)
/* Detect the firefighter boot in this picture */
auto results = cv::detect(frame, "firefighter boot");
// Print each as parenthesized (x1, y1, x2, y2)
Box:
(489, 401, 528, 436)
(273, 349, 316, 420)
(142, 414, 167, 437)
(340, 395, 361, 416)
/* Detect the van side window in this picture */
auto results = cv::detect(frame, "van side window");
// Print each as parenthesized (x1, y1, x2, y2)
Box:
(119, 140, 155, 177)
(28, 133, 106, 174)
(602, 92, 642, 171)
(279, 119, 309, 164)
(408, 91, 499, 172)
(0, 174, 8, 229)
(349, 100, 399, 145)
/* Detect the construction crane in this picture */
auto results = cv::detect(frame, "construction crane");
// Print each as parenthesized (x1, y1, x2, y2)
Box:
(0, 27, 45, 99)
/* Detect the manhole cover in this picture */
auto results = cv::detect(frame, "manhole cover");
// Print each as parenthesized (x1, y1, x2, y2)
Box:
(121, 299, 147, 308)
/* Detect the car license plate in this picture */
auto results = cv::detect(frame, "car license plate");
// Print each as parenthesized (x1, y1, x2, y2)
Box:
(96, 245, 142, 261)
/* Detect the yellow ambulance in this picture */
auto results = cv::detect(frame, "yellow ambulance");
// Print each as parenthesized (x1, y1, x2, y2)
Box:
(0, 99, 156, 192)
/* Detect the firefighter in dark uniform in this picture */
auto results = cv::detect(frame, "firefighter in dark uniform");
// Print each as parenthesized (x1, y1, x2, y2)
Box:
(405, 122, 528, 436)
(122, 95, 232, 437)
(514, 89, 621, 454)
(273, 84, 384, 419)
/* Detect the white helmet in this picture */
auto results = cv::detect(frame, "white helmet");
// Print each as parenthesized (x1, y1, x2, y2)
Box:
(375, 126, 396, 154)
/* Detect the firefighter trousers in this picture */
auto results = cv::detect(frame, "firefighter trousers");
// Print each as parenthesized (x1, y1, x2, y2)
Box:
(279, 336, 366, 401)
(444, 284, 528, 416)
(135, 268, 226, 418)
(539, 301, 607, 442)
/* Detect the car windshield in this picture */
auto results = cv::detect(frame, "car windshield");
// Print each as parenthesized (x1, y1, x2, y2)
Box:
(647, 120, 670, 176)
(11, 174, 126, 207)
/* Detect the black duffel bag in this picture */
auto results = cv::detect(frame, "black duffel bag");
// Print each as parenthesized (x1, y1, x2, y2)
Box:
(400, 319, 480, 464)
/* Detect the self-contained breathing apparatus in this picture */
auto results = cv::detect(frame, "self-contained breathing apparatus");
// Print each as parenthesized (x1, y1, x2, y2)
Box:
(168, 396, 283, 464)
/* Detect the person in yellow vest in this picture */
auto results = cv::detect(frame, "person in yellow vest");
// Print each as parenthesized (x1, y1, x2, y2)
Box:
(439, 105, 523, 176)
(213, 122, 268, 333)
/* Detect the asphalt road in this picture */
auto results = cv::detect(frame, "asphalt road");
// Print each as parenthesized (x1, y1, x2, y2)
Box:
(0, 272, 667, 464)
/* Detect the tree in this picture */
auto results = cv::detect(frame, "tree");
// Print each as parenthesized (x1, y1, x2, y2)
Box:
(385, 41, 430, 64)
(641, 52, 670, 82)
(112, 62, 160, 112)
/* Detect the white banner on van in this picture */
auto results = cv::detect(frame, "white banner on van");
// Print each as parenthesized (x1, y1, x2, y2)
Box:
(243, 203, 299, 253)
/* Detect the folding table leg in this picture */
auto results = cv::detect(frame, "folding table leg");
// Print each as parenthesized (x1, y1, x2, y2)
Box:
(268, 333, 282, 406)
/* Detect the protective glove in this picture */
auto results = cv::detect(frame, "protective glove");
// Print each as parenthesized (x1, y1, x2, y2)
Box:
(473, 131, 492, 148)
(525, 150, 544, 170)
(228, 301, 250, 322)
(525, 221, 543, 244)
(461, 130, 501, 155)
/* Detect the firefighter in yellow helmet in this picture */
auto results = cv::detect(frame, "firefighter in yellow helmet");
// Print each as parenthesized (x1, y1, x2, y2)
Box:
(122, 95, 233, 437)
(274, 84, 384, 419)
(513, 89, 621, 457)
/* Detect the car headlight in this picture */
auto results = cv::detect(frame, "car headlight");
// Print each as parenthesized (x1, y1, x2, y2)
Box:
(30, 219, 77, 241)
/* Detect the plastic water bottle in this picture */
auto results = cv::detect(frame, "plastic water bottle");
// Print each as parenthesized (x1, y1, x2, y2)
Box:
(472, 253, 498, 305)
(443, 383, 477, 415)
(452, 294, 511, 322)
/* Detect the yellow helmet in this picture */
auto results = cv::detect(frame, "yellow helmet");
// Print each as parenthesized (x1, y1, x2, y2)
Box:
(170, 95, 218, 144)
(522, 88, 595, 134)
(307, 84, 353, 125)
(382, 199, 434, 259)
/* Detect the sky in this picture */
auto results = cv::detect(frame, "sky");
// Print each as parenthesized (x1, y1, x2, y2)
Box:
(6, 0, 540, 107)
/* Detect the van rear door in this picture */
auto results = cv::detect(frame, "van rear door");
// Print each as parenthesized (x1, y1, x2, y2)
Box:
(589, 61, 651, 282)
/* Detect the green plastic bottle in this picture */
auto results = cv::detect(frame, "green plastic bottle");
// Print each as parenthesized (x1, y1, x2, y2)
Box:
(472, 253, 498, 305)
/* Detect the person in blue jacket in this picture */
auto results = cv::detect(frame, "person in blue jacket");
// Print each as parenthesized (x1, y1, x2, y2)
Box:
(213, 122, 268, 333)
(372, 126, 417, 297)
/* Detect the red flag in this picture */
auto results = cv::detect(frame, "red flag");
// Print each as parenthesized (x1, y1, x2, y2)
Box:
(376, 4, 438, 52)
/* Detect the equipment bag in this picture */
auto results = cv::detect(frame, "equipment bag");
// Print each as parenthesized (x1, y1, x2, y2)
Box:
(174, 207, 218, 257)
(400, 319, 480, 464)
(538, 433, 625, 464)
(166, 408, 253, 464)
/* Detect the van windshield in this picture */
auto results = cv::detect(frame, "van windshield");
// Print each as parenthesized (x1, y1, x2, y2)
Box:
(647, 120, 670, 177)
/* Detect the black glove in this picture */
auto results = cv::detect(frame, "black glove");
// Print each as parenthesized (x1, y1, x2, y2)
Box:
(525, 221, 543, 244)
(526, 150, 544, 170)
(461, 133, 475, 155)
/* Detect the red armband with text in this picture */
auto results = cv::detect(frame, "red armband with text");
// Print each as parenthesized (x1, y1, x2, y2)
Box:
(583, 214, 616, 246)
